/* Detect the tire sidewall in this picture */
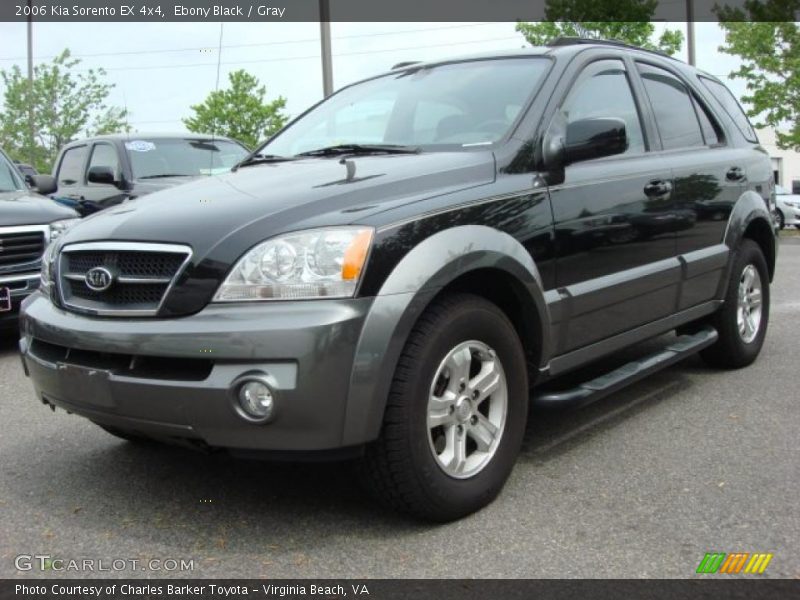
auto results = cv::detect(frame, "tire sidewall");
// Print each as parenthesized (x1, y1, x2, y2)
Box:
(721, 240, 770, 364)
(403, 300, 528, 517)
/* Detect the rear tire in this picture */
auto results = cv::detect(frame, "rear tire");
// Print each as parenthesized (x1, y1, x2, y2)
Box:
(700, 239, 769, 369)
(359, 293, 528, 522)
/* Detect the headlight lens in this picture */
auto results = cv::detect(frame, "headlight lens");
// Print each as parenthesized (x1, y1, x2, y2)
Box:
(40, 241, 58, 292)
(213, 227, 374, 301)
(49, 218, 80, 242)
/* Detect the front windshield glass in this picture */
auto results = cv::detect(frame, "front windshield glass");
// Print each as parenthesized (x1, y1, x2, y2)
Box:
(126, 138, 249, 179)
(0, 152, 24, 192)
(261, 58, 551, 157)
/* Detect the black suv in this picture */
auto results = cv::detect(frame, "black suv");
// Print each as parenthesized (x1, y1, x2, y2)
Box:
(20, 40, 776, 521)
(0, 148, 79, 330)
(46, 133, 249, 216)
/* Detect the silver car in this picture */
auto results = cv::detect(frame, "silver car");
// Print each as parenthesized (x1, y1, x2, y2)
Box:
(775, 185, 800, 229)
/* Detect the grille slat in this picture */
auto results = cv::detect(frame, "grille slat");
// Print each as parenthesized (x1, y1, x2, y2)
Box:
(58, 243, 191, 316)
(0, 228, 46, 272)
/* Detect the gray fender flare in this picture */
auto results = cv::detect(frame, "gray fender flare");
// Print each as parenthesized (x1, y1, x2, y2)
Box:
(720, 190, 777, 292)
(341, 224, 550, 446)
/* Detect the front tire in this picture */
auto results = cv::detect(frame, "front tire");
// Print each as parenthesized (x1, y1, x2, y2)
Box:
(700, 239, 769, 368)
(776, 210, 785, 230)
(359, 293, 528, 521)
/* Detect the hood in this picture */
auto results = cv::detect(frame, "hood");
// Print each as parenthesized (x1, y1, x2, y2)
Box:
(57, 151, 495, 315)
(0, 190, 79, 226)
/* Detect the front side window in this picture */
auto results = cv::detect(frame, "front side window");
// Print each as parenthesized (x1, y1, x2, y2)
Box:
(260, 58, 551, 156)
(88, 143, 120, 181)
(126, 138, 249, 179)
(638, 64, 705, 150)
(57, 146, 88, 186)
(561, 59, 646, 155)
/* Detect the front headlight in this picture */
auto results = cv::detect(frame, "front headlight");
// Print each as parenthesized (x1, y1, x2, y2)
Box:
(49, 218, 80, 242)
(213, 227, 374, 302)
(40, 241, 58, 293)
(784, 200, 800, 208)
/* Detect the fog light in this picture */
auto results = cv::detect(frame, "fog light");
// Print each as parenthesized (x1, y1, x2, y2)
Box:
(236, 379, 275, 422)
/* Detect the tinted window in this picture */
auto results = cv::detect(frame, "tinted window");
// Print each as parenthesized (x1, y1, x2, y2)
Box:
(562, 59, 645, 155)
(261, 58, 551, 155)
(638, 64, 705, 150)
(693, 97, 721, 145)
(88, 143, 120, 181)
(700, 77, 758, 142)
(57, 146, 88, 186)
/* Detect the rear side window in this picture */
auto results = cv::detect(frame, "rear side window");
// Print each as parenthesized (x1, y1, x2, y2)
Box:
(692, 96, 723, 146)
(638, 64, 705, 150)
(699, 76, 758, 142)
(57, 146, 88, 186)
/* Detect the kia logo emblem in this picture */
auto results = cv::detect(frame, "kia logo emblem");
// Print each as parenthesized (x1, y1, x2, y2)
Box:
(84, 266, 114, 292)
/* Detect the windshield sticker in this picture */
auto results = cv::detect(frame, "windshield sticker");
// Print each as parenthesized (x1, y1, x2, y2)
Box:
(125, 140, 156, 152)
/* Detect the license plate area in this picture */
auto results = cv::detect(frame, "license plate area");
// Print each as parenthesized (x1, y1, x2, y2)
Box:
(56, 362, 114, 408)
(0, 287, 10, 312)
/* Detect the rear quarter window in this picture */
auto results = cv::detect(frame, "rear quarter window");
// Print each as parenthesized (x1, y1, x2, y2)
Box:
(699, 77, 758, 142)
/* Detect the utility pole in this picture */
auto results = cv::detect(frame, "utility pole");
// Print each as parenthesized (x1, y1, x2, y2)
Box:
(26, 0, 35, 166)
(319, 0, 333, 97)
(686, 0, 696, 66)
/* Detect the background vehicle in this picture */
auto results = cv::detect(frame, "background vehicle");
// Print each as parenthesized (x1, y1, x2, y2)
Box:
(0, 148, 78, 330)
(46, 133, 249, 216)
(13, 161, 38, 183)
(20, 40, 776, 521)
(775, 184, 800, 229)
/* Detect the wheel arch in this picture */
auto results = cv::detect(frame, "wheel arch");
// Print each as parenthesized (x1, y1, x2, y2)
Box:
(724, 191, 777, 284)
(342, 225, 550, 446)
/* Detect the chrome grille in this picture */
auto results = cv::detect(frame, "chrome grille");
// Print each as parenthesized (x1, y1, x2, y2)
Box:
(0, 225, 48, 274)
(58, 242, 192, 316)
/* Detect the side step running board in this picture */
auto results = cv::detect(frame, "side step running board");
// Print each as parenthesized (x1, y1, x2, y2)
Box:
(533, 327, 718, 409)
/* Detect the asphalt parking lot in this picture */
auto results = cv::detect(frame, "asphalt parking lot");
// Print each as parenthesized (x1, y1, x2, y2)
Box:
(1, 238, 798, 580)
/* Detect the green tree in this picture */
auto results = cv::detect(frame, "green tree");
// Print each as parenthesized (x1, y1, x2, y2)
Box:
(516, 0, 683, 56)
(0, 49, 129, 173)
(717, 0, 800, 150)
(183, 70, 288, 149)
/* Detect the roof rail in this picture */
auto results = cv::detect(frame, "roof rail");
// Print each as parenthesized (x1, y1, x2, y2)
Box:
(547, 37, 677, 60)
(391, 61, 421, 70)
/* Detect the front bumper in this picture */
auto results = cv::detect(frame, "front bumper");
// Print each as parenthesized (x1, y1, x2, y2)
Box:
(19, 293, 374, 452)
(0, 272, 40, 329)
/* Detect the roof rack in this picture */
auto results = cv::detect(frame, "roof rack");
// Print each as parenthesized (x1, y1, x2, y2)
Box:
(391, 61, 422, 70)
(547, 37, 677, 60)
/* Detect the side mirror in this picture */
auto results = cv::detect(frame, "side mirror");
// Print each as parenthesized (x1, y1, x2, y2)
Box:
(564, 117, 628, 164)
(87, 165, 119, 187)
(31, 174, 57, 195)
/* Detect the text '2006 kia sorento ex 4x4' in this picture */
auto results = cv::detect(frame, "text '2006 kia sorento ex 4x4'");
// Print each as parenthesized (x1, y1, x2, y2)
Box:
(20, 39, 777, 521)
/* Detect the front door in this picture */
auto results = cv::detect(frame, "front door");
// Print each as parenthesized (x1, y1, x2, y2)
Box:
(548, 58, 679, 353)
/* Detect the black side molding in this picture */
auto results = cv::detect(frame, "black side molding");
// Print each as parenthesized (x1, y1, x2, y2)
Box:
(533, 327, 718, 410)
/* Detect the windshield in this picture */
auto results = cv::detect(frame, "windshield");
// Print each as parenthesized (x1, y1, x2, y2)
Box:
(126, 138, 249, 179)
(260, 58, 551, 157)
(0, 151, 24, 192)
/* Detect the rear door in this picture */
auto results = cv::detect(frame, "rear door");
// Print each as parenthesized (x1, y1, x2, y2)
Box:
(548, 57, 679, 352)
(635, 62, 739, 310)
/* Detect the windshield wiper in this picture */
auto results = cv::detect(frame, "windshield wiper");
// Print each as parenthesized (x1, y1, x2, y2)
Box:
(235, 154, 296, 169)
(295, 144, 420, 157)
(139, 173, 194, 179)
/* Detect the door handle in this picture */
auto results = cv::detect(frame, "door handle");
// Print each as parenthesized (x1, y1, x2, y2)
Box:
(727, 166, 746, 182)
(644, 180, 672, 196)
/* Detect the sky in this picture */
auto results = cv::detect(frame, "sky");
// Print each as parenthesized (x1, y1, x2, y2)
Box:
(0, 21, 747, 136)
